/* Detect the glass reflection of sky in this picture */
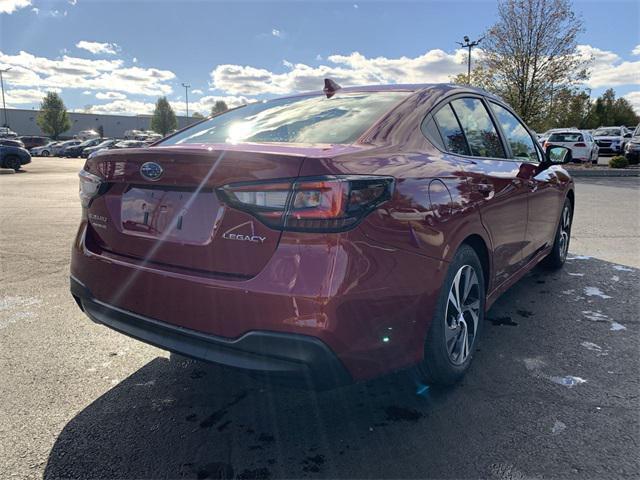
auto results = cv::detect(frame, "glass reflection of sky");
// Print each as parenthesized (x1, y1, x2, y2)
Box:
(163, 92, 410, 146)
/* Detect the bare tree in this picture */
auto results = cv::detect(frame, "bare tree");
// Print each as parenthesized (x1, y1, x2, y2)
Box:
(479, 0, 588, 128)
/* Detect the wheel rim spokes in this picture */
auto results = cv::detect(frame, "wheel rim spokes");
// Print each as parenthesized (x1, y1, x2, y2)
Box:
(445, 265, 480, 365)
(559, 205, 571, 260)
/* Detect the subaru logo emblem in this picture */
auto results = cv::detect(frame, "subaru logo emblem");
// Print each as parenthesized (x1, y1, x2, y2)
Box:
(140, 162, 163, 181)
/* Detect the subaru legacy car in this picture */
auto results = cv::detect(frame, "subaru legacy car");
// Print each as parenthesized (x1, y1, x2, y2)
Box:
(70, 82, 574, 389)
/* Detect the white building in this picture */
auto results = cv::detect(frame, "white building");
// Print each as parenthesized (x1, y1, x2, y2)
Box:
(2, 108, 197, 139)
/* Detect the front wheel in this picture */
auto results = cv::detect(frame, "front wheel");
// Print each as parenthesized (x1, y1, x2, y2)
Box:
(543, 198, 572, 269)
(416, 245, 485, 385)
(42, 150, 50, 157)
(3, 155, 21, 171)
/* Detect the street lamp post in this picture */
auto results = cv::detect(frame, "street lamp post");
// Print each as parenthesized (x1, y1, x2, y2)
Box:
(181, 82, 190, 119)
(456, 36, 483, 84)
(0, 67, 11, 128)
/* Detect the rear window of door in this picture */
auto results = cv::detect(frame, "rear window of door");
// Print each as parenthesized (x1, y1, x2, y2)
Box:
(450, 98, 505, 158)
(432, 104, 470, 155)
(489, 102, 541, 162)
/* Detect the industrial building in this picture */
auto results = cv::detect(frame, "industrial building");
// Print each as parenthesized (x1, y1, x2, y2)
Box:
(2, 108, 196, 139)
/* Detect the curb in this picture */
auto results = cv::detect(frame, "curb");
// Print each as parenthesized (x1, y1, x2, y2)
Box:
(566, 168, 640, 178)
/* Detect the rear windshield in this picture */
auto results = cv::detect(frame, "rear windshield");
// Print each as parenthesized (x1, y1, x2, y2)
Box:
(161, 92, 410, 146)
(549, 133, 583, 142)
(594, 128, 621, 136)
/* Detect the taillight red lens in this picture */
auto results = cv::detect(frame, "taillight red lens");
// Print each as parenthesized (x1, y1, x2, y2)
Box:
(217, 176, 394, 232)
(574, 142, 586, 147)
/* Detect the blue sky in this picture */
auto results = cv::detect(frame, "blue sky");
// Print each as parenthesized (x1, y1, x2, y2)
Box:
(1, 0, 639, 116)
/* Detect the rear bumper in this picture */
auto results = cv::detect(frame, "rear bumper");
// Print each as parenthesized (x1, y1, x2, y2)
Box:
(71, 276, 352, 389)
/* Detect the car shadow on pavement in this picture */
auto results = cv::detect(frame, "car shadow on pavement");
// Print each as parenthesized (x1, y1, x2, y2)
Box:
(44, 256, 639, 479)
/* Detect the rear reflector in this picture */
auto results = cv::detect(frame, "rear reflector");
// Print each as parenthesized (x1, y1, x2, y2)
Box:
(217, 175, 394, 232)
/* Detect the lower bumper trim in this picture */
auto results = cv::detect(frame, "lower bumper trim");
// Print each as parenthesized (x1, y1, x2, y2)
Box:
(70, 276, 352, 389)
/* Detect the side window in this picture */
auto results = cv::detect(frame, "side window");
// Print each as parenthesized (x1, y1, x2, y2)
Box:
(450, 98, 505, 158)
(421, 117, 445, 150)
(433, 104, 470, 155)
(490, 102, 541, 162)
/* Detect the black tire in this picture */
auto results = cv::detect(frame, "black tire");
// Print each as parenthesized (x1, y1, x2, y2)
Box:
(542, 197, 573, 270)
(416, 244, 485, 385)
(42, 150, 50, 157)
(4, 155, 21, 171)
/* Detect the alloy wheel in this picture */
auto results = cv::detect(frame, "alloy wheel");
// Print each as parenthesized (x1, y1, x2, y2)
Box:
(444, 265, 480, 365)
(558, 204, 572, 262)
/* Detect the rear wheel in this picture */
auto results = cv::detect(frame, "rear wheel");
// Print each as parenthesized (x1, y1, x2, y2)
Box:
(543, 198, 572, 269)
(42, 150, 50, 157)
(416, 245, 485, 385)
(3, 155, 21, 171)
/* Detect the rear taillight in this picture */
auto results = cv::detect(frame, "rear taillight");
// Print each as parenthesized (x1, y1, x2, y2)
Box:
(574, 142, 586, 147)
(542, 141, 549, 149)
(78, 169, 105, 208)
(217, 176, 394, 232)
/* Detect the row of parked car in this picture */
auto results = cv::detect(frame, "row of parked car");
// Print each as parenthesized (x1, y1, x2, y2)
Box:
(0, 132, 161, 171)
(536, 125, 639, 164)
(30, 138, 152, 158)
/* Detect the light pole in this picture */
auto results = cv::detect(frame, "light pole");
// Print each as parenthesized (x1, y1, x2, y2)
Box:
(0, 67, 11, 128)
(181, 82, 190, 119)
(456, 36, 483, 84)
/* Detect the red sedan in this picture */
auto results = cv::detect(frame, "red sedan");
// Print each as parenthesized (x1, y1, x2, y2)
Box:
(70, 81, 574, 389)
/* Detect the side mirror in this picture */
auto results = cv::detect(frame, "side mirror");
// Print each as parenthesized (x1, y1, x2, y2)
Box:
(545, 145, 572, 164)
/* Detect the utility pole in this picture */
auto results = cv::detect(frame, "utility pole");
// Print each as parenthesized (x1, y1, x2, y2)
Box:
(456, 36, 483, 84)
(0, 67, 11, 128)
(181, 82, 190, 119)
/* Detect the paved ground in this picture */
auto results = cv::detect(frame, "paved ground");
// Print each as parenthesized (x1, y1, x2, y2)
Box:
(1, 158, 638, 479)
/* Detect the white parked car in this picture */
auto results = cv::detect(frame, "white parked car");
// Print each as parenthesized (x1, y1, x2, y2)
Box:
(30, 141, 59, 156)
(76, 130, 100, 141)
(544, 130, 599, 164)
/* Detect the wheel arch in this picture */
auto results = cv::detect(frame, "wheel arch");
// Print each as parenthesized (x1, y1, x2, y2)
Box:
(460, 234, 490, 291)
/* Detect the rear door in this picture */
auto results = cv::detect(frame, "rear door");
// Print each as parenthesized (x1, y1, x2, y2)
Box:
(489, 101, 561, 258)
(433, 96, 530, 287)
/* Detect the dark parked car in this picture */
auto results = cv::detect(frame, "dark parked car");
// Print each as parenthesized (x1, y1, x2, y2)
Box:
(82, 139, 118, 158)
(18, 136, 50, 150)
(112, 140, 147, 149)
(71, 82, 574, 389)
(0, 144, 31, 171)
(624, 124, 640, 163)
(63, 138, 103, 158)
(0, 138, 25, 148)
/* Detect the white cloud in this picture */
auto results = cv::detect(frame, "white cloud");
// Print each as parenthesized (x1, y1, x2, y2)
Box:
(82, 90, 91, 95)
(0, 50, 175, 96)
(623, 91, 640, 114)
(271, 28, 282, 38)
(84, 99, 157, 115)
(96, 91, 126, 100)
(132, 57, 138, 63)
(191, 89, 203, 95)
(68, 0, 77, 5)
(210, 48, 469, 95)
(0, 0, 31, 14)
(176, 95, 249, 116)
(31, 6, 38, 14)
(76, 40, 118, 55)
(5, 87, 60, 106)
(633, 45, 640, 56)
(577, 44, 640, 88)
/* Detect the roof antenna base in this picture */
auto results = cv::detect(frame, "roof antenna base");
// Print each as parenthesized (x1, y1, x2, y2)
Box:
(323, 78, 342, 98)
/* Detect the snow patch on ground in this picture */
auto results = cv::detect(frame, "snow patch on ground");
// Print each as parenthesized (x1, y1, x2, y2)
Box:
(613, 265, 633, 272)
(567, 272, 584, 277)
(0, 296, 42, 329)
(551, 420, 567, 435)
(610, 322, 627, 331)
(550, 376, 587, 387)
(567, 255, 592, 260)
(584, 287, 612, 299)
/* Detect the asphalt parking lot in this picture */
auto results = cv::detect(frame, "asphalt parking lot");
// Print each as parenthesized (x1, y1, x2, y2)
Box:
(1, 158, 638, 479)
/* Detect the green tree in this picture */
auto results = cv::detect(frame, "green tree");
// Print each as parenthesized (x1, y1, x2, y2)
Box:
(474, 0, 588, 130)
(211, 100, 228, 116)
(192, 111, 205, 119)
(150, 97, 178, 135)
(36, 92, 71, 139)
(587, 89, 639, 128)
